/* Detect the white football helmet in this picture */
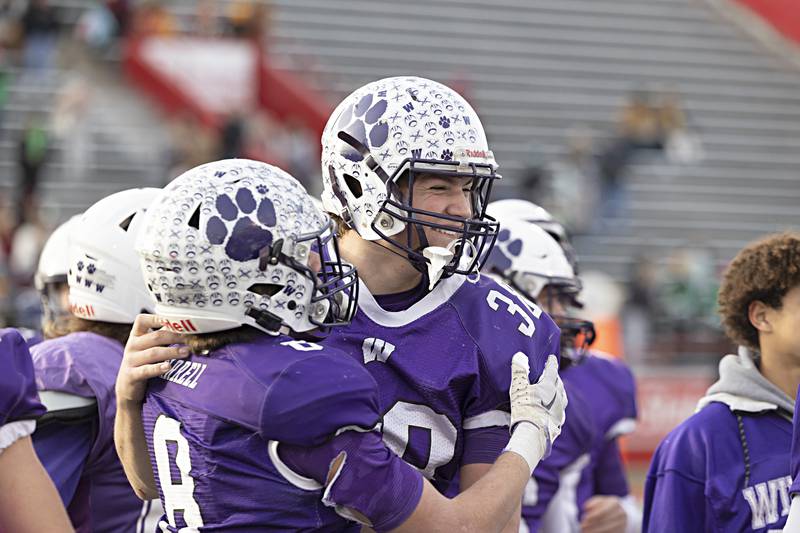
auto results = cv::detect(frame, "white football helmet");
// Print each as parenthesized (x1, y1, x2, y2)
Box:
(136, 159, 358, 336)
(482, 216, 595, 362)
(36, 215, 80, 329)
(68, 189, 159, 323)
(486, 199, 578, 272)
(321, 76, 500, 284)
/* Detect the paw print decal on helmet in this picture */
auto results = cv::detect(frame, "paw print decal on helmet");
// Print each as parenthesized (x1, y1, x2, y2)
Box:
(206, 187, 277, 262)
(487, 228, 523, 272)
(336, 93, 389, 162)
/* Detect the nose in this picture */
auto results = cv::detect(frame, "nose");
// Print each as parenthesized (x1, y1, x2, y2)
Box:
(446, 187, 472, 219)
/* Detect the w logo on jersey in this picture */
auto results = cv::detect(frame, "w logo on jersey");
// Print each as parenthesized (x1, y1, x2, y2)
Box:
(742, 475, 792, 529)
(362, 338, 395, 364)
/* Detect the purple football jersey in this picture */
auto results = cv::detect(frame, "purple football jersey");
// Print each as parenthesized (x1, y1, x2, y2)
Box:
(789, 384, 800, 498)
(563, 353, 638, 510)
(324, 274, 561, 492)
(644, 402, 792, 532)
(31, 332, 147, 533)
(521, 378, 595, 532)
(0, 328, 46, 427)
(142, 335, 421, 532)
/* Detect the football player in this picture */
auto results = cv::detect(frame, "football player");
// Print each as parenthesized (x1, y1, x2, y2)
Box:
(0, 328, 73, 533)
(485, 200, 640, 533)
(116, 76, 563, 530)
(30, 188, 160, 532)
(114, 159, 566, 531)
(35, 215, 80, 341)
(318, 77, 562, 520)
(643, 232, 800, 532)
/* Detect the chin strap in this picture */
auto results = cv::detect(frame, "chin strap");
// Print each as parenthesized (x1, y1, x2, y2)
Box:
(421, 237, 481, 290)
(422, 246, 454, 290)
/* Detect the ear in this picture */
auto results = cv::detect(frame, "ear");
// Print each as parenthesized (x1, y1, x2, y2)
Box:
(748, 300, 773, 334)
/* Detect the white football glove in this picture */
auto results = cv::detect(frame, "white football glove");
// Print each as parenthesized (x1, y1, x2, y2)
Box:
(504, 353, 567, 474)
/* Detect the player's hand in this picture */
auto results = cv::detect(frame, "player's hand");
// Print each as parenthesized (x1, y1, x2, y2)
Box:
(115, 314, 189, 406)
(505, 353, 567, 473)
(580, 495, 627, 533)
(510, 353, 567, 444)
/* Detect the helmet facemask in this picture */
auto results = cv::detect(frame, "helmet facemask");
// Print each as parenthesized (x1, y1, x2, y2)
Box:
(248, 219, 359, 336)
(374, 157, 499, 287)
(532, 280, 596, 367)
(321, 76, 501, 289)
(37, 276, 70, 338)
(139, 159, 358, 338)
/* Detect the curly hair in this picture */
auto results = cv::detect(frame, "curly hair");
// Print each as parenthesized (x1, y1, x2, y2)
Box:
(717, 232, 800, 350)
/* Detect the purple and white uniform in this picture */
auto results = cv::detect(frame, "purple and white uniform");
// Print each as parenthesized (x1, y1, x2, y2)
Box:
(644, 349, 792, 532)
(324, 274, 561, 492)
(142, 335, 423, 532)
(522, 378, 595, 532)
(31, 332, 148, 533)
(788, 383, 800, 499)
(566, 353, 637, 509)
(0, 328, 46, 452)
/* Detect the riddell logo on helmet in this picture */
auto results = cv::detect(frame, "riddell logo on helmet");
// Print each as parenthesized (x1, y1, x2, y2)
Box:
(162, 319, 198, 333)
(465, 149, 488, 159)
(70, 303, 95, 318)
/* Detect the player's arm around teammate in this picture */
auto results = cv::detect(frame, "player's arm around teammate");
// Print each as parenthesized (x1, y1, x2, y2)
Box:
(115, 315, 567, 532)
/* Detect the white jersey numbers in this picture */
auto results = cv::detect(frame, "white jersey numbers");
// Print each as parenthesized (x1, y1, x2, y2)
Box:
(381, 401, 457, 479)
(153, 415, 204, 532)
(486, 289, 539, 338)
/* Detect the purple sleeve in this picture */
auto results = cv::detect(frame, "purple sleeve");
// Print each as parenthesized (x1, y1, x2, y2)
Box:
(459, 281, 561, 434)
(791, 383, 800, 497)
(461, 426, 508, 466)
(0, 328, 46, 425)
(31, 420, 94, 504)
(279, 430, 424, 532)
(593, 438, 629, 497)
(642, 440, 708, 532)
(261, 353, 382, 447)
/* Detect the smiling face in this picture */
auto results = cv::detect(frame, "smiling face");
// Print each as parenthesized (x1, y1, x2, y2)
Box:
(398, 173, 474, 250)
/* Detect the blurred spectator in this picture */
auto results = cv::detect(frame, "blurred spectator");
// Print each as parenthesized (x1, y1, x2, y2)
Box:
(226, 1, 271, 41)
(597, 88, 699, 224)
(51, 75, 92, 183)
(219, 112, 245, 159)
(597, 90, 659, 222)
(132, 0, 175, 36)
(622, 254, 660, 366)
(16, 112, 48, 218)
(0, 61, 10, 128)
(193, 0, 220, 37)
(20, 0, 59, 71)
(656, 247, 719, 333)
(280, 118, 317, 189)
(166, 113, 218, 181)
(0, 194, 16, 258)
(0, 0, 25, 53)
(8, 198, 48, 327)
(546, 126, 599, 234)
(106, 0, 131, 37)
(660, 91, 704, 164)
(75, 1, 118, 54)
(520, 141, 550, 205)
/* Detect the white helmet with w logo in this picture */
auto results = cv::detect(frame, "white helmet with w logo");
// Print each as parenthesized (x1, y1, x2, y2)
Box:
(136, 159, 358, 336)
(321, 76, 500, 285)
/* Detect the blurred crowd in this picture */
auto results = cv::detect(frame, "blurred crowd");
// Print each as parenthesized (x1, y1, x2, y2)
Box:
(524, 88, 704, 236)
(0, 1, 726, 364)
(0, 0, 324, 330)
